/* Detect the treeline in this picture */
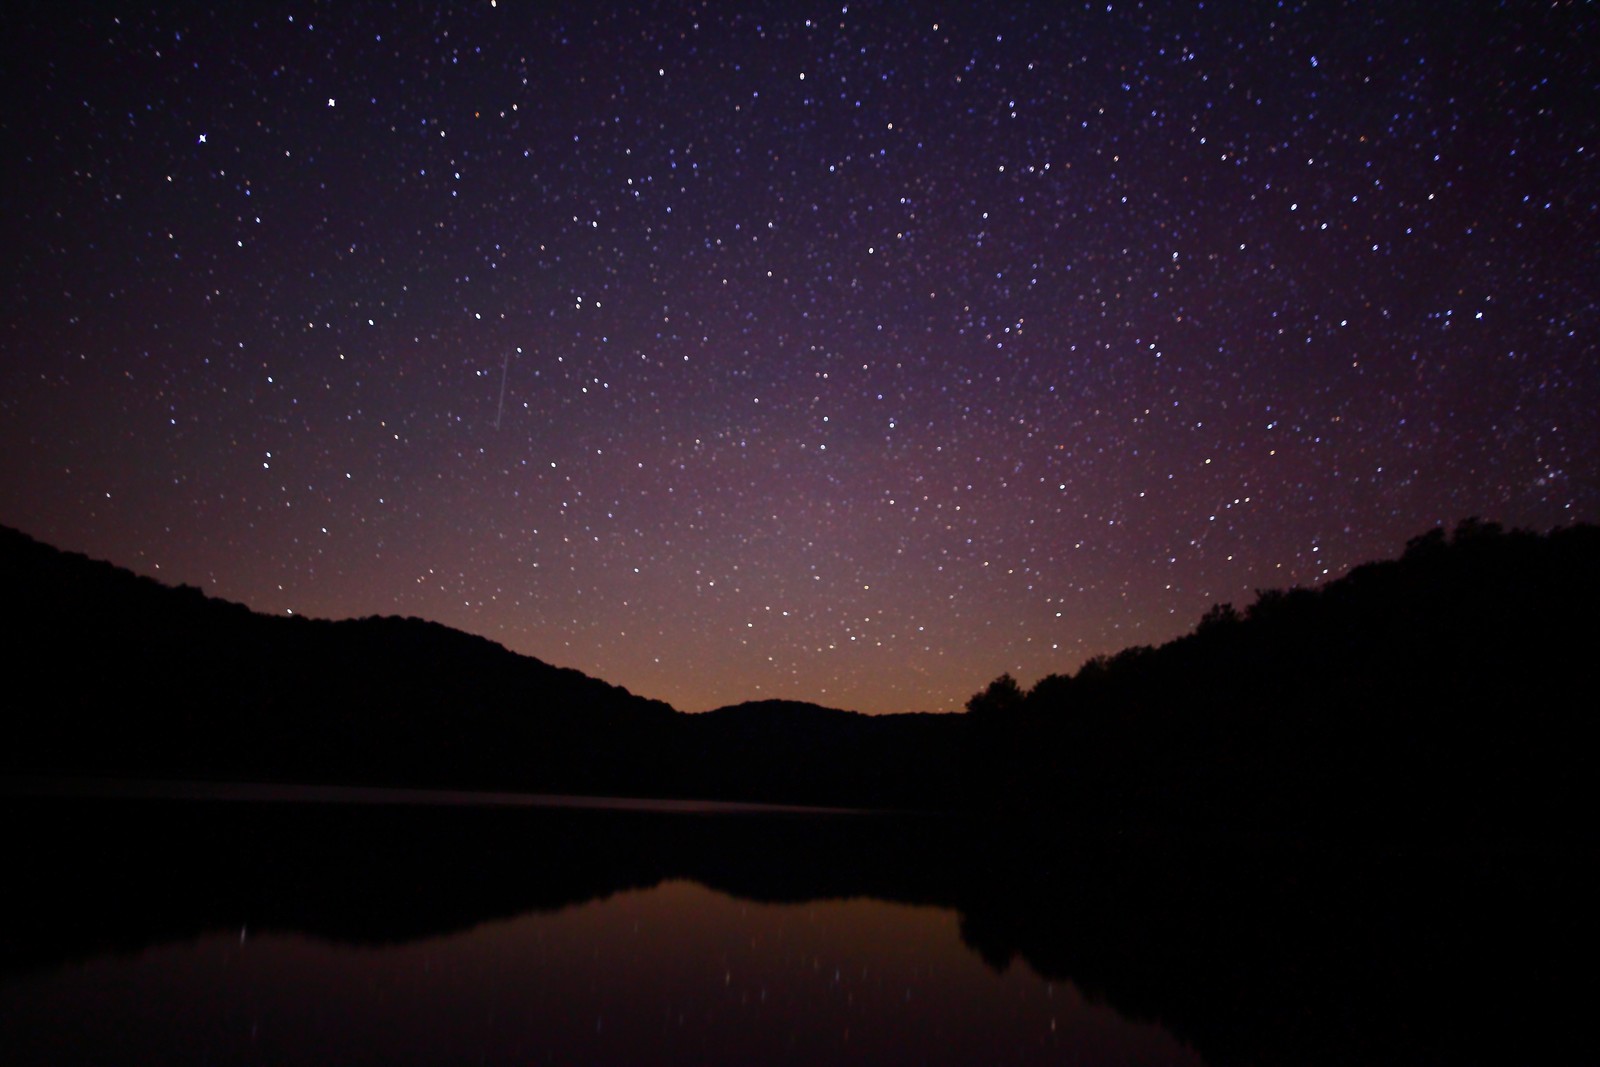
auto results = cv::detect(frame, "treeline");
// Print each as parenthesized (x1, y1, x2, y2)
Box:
(3, 519, 1598, 833)
(962, 518, 1600, 837)
(0, 524, 668, 791)
(0, 525, 959, 808)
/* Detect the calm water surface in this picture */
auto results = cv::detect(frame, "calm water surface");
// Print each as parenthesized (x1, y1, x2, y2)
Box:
(0, 787, 1203, 1066)
(3, 783, 1594, 1065)
(3, 879, 1197, 1066)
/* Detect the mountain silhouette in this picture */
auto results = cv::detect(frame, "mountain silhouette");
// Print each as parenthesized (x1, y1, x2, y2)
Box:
(0, 525, 958, 807)
(4, 519, 1598, 831)
(962, 518, 1600, 839)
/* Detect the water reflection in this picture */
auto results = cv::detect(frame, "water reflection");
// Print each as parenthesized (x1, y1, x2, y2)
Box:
(3, 879, 1199, 1066)
(2, 790, 1595, 1065)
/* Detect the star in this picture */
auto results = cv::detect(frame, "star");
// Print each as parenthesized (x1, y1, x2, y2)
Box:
(0, 2, 1593, 714)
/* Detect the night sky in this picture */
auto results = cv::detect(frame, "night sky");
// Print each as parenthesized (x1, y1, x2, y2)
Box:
(3, 2, 1595, 714)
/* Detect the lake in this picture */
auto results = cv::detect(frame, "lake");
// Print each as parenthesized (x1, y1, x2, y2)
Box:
(2, 879, 1199, 1066)
(2, 782, 1594, 1064)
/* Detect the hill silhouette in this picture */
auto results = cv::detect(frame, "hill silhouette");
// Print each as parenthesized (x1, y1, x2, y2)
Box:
(1, 524, 680, 795)
(963, 518, 1600, 838)
(4, 519, 1598, 832)
(0, 525, 959, 807)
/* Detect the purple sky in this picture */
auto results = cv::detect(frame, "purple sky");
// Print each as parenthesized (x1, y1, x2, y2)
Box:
(3, 2, 1595, 712)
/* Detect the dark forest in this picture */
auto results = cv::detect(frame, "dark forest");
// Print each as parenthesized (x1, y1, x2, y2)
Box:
(4, 519, 1596, 838)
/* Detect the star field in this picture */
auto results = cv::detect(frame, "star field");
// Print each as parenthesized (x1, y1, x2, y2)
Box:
(3, 2, 1595, 712)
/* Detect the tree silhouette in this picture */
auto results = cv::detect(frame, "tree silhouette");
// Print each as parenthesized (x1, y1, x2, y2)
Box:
(1196, 602, 1241, 633)
(965, 673, 1024, 718)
